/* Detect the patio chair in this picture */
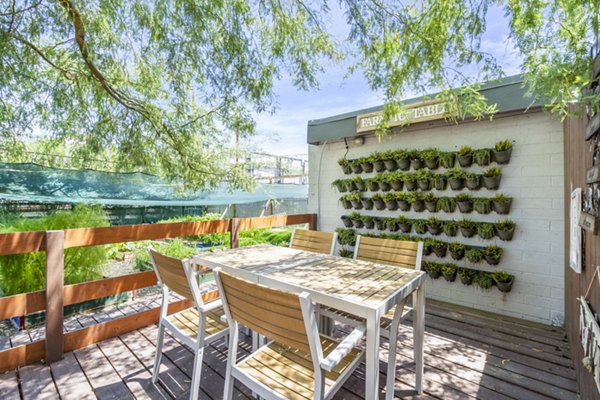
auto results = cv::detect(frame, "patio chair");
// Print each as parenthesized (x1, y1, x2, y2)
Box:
(321, 235, 423, 400)
(214, 268, 366, 400)
(290, 228, 337, 255)
(147, 248, 228, 400)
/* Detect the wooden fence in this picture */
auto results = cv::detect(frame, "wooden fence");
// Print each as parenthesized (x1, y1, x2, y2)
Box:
(0, 213, 317, 373)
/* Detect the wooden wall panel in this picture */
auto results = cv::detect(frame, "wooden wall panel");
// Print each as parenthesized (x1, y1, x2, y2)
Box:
(565, 109, 600, 399)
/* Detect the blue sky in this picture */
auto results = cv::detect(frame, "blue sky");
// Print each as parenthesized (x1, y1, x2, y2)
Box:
(253, 4, 522, 158)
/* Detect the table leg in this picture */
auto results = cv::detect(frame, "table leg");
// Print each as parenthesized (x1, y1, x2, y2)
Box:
(413, 283, 425, 394)
(365, 309, 381, 400)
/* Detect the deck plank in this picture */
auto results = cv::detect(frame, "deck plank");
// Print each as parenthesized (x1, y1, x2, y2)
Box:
(0, 370, 20, 399)
(19, 364, 59, 400)
(50, 351, 96, 400)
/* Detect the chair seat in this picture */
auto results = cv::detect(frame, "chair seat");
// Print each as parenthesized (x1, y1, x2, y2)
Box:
(167, 305, 228, 338)
(236, 336, 363, 400)
(321, 305, 413, 331)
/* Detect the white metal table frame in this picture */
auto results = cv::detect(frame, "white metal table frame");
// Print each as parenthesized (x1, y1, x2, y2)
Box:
(195, 245, 425, 400)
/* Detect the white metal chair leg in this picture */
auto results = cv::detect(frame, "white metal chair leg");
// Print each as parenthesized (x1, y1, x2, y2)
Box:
(152, 323, 165, 383)
(189, 347, 204, 400)
(385, 320, 401, 400)
(223, 326, 239, 400)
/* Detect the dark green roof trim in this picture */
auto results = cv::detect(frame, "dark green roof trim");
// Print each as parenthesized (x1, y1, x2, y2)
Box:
(307, 75, 542, 144)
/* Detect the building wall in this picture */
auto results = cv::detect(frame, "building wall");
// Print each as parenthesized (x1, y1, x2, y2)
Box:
(308, 110, 565, 324)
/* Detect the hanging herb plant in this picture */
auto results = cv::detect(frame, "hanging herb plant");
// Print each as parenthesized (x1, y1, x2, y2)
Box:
(366, 177, 380, 191)
(346, 191, 363, 209)
(458, 268, 476, 285)
(438, 196, 457, 213)
(403, 173, 418, 191)
(443, 220, 458, 237)
(413, 219, 427, 234)
(421, 148, 440, 169)
(422, 239, 433, 256)
(390, 171, 404, 190)
(477, 223, 495, 240)
(361, 196, 374, 210)
(424, 262, 442, 279)
(394, 149, 411, 171)
(459, 218, 477, 238)
(385, 217, 400, 232)
(375, 174, 392, 192)
(492, 271, 515, 292)
(492, 194, 512, 214)
(442, 264, 457, 282)
(396, 192, 411, 211)
(424, 193, 438, 212)
(465, 248, 483, 263)
(332, 179, 348, 192)
(473, 197, 492, 214)
(416, 169, 433, 191)
(493, 140, 513, 164)
(476, 272, 494, 290)
(350, 212, 364, 228)
(482, 245, 503, 265)
(464, 172, 482, 190)
(447, 167, 466, 190)
(398, 216, 412, 233)
(439, 152, 456, 168)
(359, 156, 374, 173)
(426, 217, 443, 235)
(361, 215, 375, 229)
(338, 248, 354, 258)
(457, 146, 474, 167)
(336, 228, 356, 246)
(338, 158, 352, 174)
(372, 193, 385, 210)
(341, 215, 353, 228)
(482, 167, 502, 190)
(448, 242, 465, 260)
(456, 193, 473, 213)
(383, 192, 398, 211)
(474, 148, 492, 166)
(375, 217, 386, 230)
(431, 240, 448, 257)
(352, 176, 366, 191)
(411, 151, 425, 170)
(350, 159, 363, 173)
(495, 220, 516, 241)
(371, 152, 386, 172)
(407, 191, 425, 212)
(432, 173, 448, 190)
(340, 195, 352, 209)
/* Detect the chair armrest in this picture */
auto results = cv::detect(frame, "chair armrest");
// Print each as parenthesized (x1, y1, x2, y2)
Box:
(320, 324, 366, 372)
(199, 298, 222, 313)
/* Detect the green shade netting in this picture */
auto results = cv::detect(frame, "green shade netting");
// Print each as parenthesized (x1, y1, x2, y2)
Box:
(0, 163, 307, 206)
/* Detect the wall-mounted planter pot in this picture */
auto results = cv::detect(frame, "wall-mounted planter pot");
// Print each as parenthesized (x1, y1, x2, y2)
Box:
(367, 181, 379, 191)
(373, 161, 386, 172)
(493, 148, 512, 164)
(412, 200, 425, 212)
(458, 154, 473, 167)
(450, 248, 465, 260)
(341, 199, 352, 209)
(494, 276, 514, 292)
(411, 159, 425, 170)
(427, 268, 442, 279)
(414, 224, 427, 234)
(417, 179, 431, 191)
(361, 162, 374, 173)
(427, 223, 443, 235)
(443, 269, 457, 282)
(352, 218, 364, 228)
(425, 200, 438, 212)
(397, 158, 411, 171)
(341, 216, 353, 227)
(448, 178, 465, 191)
(465, 176, 482, 190)
(348, 182, 358, 191)
(363, 219, 375, 229)
(391, 180, 403, 191)
(484, 254, 501, 266)
(386, 220, 400, 232)
(474, 201, 492, 214)
(385, 200, 398, 211)
(493, 199, 512, 214)
(432, 245, 447, 258)
(440, 154, 456, 168)
(384, 159, 399, 171)
(405, 180, 418, 191)
(399, 222, 412, 233)
(457, 200, 473, 213)
(373, 200, 386, 210)
(496, 226, 515, 241)
(354, 180, 366, 191)
(483, 175, 502, 190)
(351, 164, 363, 173)
(350, 200, 363, 209)
(459, 273, 473, 285)
(425, 158, 440, 169)
(361, 198, 374, 210)
(443, 224, 458, 237)
(334, 182, 347, 192)
(460, 226, 476, 238)
(398, 200, 411, 211)
(380, 182, 392, 192)
(375, 218, 386, 230)
(342, 165, 352, 174)
(434, 178, 447, 191)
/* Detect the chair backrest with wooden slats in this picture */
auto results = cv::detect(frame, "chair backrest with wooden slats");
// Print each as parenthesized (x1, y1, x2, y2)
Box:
(354, 235, 423, 270)
(289, 229, 337, 255)
(148, 249, 195, 300)
(217, 271, 311, 353)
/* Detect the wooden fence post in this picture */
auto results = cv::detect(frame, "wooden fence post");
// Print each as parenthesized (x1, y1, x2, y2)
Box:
(308, 213, 317, 231)
(230, 218, 240, 249)
(45, 230, 64, 363)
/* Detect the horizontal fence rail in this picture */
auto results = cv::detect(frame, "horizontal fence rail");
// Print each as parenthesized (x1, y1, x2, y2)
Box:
(0, 213, 316, 372)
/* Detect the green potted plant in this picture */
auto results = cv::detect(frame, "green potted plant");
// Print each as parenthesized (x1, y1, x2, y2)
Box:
(439, 152, 456, 168)
(366, 177, 380, 191)
(411, 151, 425, 170)
(347, 191, 363, 209)
(495, 219, 516, 241)
(371, 152, 386, 172)
(372, 193, 385, 210)
(443, 220, 458, 237)
(340, 195, 352, 209)
(448, 241, 465, 260)
(477, 223, 495, 239)
(336, 228, 356, 246)
(375, 217, 386, 230)
(352, 176, 365, 191)
(338, 248, 354, 258)
(476, 272, 494, 290)
(383, 192, 398, 211)
(423, 193, 438, 212)
(458, 268, 476, 285)
(447, 167, 465, 190)
(442, 264, 457, 282)
(458, 218, 476, 237)
(375, 174, 392, 192)
(424, 262, 442, 279)
(332, 179, 348, 192)
(358, 156, 373, 173)
(350, 159, 363, 173)
(422, 239, 433, 255)
(389, 171, 404, 190)
(396, 192, 410, 211)
(456, 193, 473, 213)
(432, 172, 448, 190)
(413, 219, 427, 234)
(416, 169, 432, 191)
(482, 245, 503, 265)
(361, 196, 374, 210)
(437, 196, 456, 213)
(426, 216, 443, 235)
(397, 216, 412, 233)
(474, 148, 492, 166)
(338, 158, 352, 174)
(464, 172, 482, 190)
(407, 191, 424, 212)
(350, 211, 364, 228)
(421, 148, 440, 169)
(385, 217, 400, 232)
(431, 240, 448, 257)
(403, 173, 418, 191)
(492, 194, 512, 214)
(482, 166, 502, 190)
(492, 271, 514, 292)
(362, 215, 375, 229)
(457, 145, 474, 167)
(394, 149, 411, 171)
(341, 215, 353, 228)
(465, 247, 483, 263)
(493, 140, 513, 164)
(473, 197, 492, 214)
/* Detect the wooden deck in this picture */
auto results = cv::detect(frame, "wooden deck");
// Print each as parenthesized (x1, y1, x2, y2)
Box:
(0, 299, 577, 400)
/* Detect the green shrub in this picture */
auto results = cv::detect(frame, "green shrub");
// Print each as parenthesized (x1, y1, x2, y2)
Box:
(0, 205, 109, 295)
(158, 213, 229, 245)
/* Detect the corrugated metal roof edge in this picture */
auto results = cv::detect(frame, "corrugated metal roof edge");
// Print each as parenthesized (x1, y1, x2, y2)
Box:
(307, 74, 527, 127)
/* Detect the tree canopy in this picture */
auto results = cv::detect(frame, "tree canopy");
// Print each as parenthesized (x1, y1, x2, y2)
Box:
(0, 0, 598, 188)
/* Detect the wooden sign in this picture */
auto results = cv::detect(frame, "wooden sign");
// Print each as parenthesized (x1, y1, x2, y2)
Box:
(356, 100, 446, 133)
(580, 211, 599, 235)
(587, 165, 600, 183)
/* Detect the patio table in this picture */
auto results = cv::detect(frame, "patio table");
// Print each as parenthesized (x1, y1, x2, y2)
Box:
(194, 244, 426, 399)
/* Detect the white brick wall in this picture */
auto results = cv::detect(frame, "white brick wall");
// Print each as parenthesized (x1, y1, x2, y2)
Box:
(308, 111, 564, 325)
